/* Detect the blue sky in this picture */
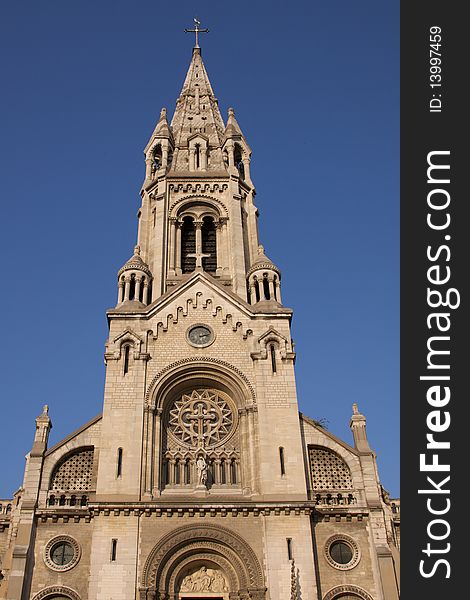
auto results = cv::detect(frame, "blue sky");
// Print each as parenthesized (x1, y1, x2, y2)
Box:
(0, 1, 399, 497)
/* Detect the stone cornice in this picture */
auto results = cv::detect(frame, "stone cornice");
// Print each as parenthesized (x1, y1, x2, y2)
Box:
(167, 171, 229, 180)
(34, 501, 371, 523)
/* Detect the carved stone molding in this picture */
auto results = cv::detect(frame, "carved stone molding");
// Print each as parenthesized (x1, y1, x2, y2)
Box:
(168, 184, 229, 196)
(250, 326, 295, 361)
(105, 328, 150, 362)
(324, 534, 361, 571)
(145, 356, 257, 407)
(43, 535, 81, 572)
(323, 585, 375, 600)
(31, 585, 82, 600)
(141, 523, 265, 593)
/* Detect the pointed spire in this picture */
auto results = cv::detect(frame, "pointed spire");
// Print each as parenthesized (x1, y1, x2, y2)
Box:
(170, 48, 226, 163)
(153, 108, 173, 139)
(224, 107, 244, 138)
(144, 107, 174, 156)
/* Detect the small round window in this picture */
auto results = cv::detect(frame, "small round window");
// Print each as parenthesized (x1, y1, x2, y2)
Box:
(51, 541, 75, 566)
(329, 541, 353, 564)
(44, 536, 81, 572)
(325, 535, 360, 570)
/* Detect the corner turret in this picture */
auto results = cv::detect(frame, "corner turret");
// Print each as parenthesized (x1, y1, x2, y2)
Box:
(247, 245, 282, 305)
(116, 245, 153, 308)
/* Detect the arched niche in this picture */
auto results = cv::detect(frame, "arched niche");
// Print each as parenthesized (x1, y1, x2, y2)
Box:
(141, 359, 258, 497)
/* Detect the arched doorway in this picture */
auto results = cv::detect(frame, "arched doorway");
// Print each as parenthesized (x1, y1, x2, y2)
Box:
(141, 524, 266, 600)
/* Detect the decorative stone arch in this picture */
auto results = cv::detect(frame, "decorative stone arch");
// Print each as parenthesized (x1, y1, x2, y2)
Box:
(141, 358, 259, 496)
(103, 329, 149, 374)
(169, 195, 229, 219)
(322, 584, 375, 600)
(301, 417, 363, 480)
(31, 585, 82, 600)
(141, 524, 266, 599)
(146, 357, 256, 410)
(47, 446, 95, 508)
(40, 414, 101, 504)
(168, 195, 229, 276)
(254, 327, 292, 360)
(110, 328, 144, 359)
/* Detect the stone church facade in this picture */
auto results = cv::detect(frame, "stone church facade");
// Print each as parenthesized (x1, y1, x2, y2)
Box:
(0, 43, 400, 600)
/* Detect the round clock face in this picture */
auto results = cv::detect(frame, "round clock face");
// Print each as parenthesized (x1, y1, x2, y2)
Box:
(187, 325, 214, 347)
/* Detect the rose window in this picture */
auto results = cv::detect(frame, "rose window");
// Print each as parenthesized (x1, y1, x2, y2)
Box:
(168, 389, 236, 449)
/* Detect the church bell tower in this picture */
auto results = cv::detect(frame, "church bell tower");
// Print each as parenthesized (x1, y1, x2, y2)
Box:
(98, 39, 303, 505)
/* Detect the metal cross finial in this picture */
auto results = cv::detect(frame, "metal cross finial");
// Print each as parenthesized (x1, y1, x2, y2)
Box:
(184, 17, 209, 48)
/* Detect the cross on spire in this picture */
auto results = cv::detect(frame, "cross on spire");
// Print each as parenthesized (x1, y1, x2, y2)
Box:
(184, 17, 209, 48)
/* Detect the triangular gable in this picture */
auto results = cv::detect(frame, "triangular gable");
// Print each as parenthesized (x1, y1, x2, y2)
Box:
(300, 412, 360, 457)
(45, 413, 102, 457)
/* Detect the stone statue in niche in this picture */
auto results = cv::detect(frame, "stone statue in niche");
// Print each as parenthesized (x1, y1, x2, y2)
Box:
(196, 455, 208, 487)
(180, 565, 229, 593)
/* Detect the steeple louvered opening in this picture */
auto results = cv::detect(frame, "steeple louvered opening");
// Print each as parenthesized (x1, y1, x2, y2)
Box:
(153, 144, 162, 172)
(234, 144, 245, 179)
(170, 203, 222, 277)
(201, 216, 217, 273)
(181, 217, 196, 273)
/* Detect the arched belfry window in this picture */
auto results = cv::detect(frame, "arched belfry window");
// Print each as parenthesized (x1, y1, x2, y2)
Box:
(128, 274, 136, 301)
(177, 209, 220, 275)
(202, 216, 217, 273)
(234, 144, 245, 179)
(153, 144, 162, 172)
(181, 217, 196, 273)
(263, 276, 270, 300)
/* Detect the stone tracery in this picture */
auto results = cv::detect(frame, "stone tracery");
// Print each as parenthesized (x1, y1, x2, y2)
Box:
(163, 388, 240, 490)
(168, 389, 235, 449)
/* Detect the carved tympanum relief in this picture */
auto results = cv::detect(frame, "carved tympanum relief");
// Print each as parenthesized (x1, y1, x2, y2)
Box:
(180, 565, 229, 593)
